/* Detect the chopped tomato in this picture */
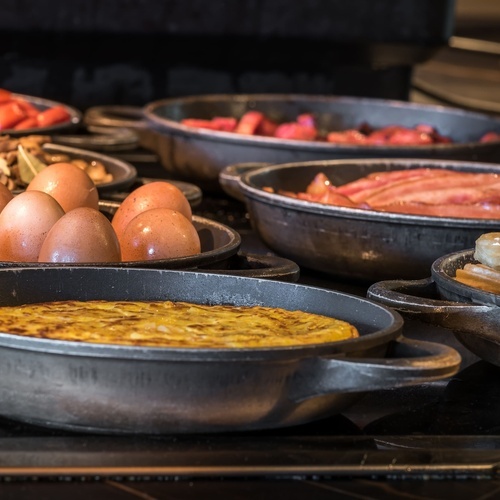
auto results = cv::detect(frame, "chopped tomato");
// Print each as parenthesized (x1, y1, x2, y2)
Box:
(36, 105, 71, 127)
(0, 101, 27, 130)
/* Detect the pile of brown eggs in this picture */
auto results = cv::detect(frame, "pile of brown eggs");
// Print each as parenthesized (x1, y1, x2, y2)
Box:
(0, 162, 200, 263)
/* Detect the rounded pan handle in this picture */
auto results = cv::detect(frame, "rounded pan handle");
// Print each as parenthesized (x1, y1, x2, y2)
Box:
(219, 162, 271, 202)
(49, 127, 140, 153)
(367, 277, 491, 314)
(83, 105, 147, 130)
(201, 253, 300, 282)
(291, 336, 461, 401)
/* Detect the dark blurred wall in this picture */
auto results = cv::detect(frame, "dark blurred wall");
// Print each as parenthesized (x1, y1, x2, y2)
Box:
(0, 0, 454, 110)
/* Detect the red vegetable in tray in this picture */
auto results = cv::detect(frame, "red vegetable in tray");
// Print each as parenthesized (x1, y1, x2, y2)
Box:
(0, 88, 72, 131)
(180, 110, 499, 146)
(271, 168, 500, 219)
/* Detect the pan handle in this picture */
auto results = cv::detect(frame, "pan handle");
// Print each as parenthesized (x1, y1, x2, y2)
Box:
(219, 162, 271, 202)
(83, 105, 148, 130)
(366, 277, 496, 331)
(290, 336, 461, 401)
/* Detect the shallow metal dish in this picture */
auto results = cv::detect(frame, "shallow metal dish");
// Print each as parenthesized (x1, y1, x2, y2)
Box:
(221, 158, 500, 282)
(4, 93, 81, 136)
(83, 94, 500, 191)
(41, 143, 138, 194)
(0, 266, 460, 434)
(367, 249, 500, 367)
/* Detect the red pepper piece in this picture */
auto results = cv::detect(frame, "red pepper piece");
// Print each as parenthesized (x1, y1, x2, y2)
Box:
(235, 111, 264, 135)
(326, 129, 367, 144)
(13, 117, 38, 130)
(365, 126, 401, 144)
(387, 128, 433, 145)
(13, 98, 40, 117)
(181, 118, 220, 130)
(36, 105, 71, 127)
(274, 123, 317, 141)
(0, 88, 12, 104)
(256, 117, 278, 136)
(297, 113, 316, 128)
(0, 101, 27, 130)
(210, 117, 237, 132)
(479, 131, 500, 143)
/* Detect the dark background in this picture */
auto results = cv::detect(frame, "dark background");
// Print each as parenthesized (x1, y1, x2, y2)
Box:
(0, 0, 457, 110)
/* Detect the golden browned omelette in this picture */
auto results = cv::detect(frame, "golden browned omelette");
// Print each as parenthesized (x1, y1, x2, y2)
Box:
(0, 300, 358, 348)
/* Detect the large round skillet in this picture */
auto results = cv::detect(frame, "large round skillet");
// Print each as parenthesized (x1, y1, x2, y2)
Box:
(367, 249, 500, 368)
(220, 158, 500, 282)
(0, 267, 460, 434)
(83, 94, 500, 191)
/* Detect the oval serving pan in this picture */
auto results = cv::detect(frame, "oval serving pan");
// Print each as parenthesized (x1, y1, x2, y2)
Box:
(41, 142, 138, 194)
(4, 93, 82, 136)
(367, 249, 500, 368)
(84, 94, 500, 190)
(0, 267, 460, 434)
(223, 158, 500, 282)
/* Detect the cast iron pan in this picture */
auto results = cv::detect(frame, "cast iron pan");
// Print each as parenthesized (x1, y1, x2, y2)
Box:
(83, 94, 500, 191)
(0, 267, 460, 434)
(367, 249, 500, 368)
(220, 158, 500, 282)
(3, 93, 82, 136)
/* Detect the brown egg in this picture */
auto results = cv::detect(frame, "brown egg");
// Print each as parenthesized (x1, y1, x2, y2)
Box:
(27, 162, 99, 212)
(0, 183, 14, 213)
(112, 181, 192, 244)
(0, 190, 65, 262)
(38, 207, 121, 263)
(120, 208, 200, 261)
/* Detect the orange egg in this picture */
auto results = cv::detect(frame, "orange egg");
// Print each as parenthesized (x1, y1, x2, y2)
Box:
(27, 162, 99, 212)
(120, 208, 200, 261)
(0, 190, 65, 261)
(112, 181, 192, 243)
(38, 207, 121, 263)
(0, 183, 14, 213)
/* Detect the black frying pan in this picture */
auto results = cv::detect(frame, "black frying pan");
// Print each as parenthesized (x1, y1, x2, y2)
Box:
(0, 266, 460, 434)
(367, 249, 500, 368)
(220, 159, 500, 282)
(83, 94, 500, 191)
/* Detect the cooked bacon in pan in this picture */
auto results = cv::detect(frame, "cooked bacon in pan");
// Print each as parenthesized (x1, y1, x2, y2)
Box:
(269, 168, 500, 219)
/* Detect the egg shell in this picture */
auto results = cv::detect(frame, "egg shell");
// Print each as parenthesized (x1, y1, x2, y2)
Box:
(112, 181, 192, 243)
(38, 207, 121, 263)
(0, 183, 14, 213)
(120, 207, 201, 261)
(0, 190, 65, 262)
(27, 162, 99, 212)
